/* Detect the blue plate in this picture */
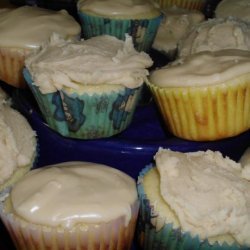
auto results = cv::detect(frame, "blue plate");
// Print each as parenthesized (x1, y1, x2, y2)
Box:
(12, 87, 250, 180)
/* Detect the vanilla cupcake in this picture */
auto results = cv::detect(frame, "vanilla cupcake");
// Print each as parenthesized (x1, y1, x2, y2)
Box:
(24, 34, 153, 139)
(0, 6, 81, 88)
(77, 0, 162, 52)
(178, 17, 250, 58)
(152, 6, 205, 60)
(0, 89, 37, 195)
(147, 49, 250, 141)
(215, 0, 250, 23)
(137, 148, 250, 250)
(0, 161, 139, 250)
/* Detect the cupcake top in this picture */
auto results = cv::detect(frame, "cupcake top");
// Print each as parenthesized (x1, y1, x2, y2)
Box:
(0, 101, 36, 188)
(9, 161, 138, 228)
(149, 49, 250, 87)
(25, 34, 153, 93)
(77, 0, 161, 19)
(215, 0, 250, 23)
(152, 6, 204, 53)
(0, 6, 81, 49)
(154, 148, 250, 246)
(178, 17, 250, 58)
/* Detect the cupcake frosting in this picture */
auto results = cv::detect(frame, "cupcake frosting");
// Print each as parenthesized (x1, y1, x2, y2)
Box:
(215, 0, 250, 23)
(0, 6, 81, 48)
(152, 6, 204, 53)
(0, 104, 36, 185)
(25, 34, 153, 93)
(77, 0, 160, 18)
(178, 17, 250, 58)
(155, 148, 250, 245)
(10, 162, 138, 228)
(149, 49, 250, 87)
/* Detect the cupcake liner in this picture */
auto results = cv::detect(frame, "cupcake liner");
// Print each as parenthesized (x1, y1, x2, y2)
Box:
(78, 12, 162, 52)
(152, 0, 206, 11)
(136, 165, 248, 250)
(147, 76, 250, 141)
(23, 68, 142, 139)
(0, 196, 139, 250)
(0, 47, 31, 88)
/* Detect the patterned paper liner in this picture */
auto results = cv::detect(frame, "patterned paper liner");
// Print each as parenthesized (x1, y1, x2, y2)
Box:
(23, 68, 142, 139)
(0, 196, 139, 250)
(77, 12, 162, 52)
(152, 0, 207, 11)
(136, 164, 249, 250)
(147, 76, 250, 141)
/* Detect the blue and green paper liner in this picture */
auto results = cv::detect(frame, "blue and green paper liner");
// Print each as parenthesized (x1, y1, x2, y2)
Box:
(136, 164, 249, 250)
(77, 12, 162, 52)
(23, 68, 142, 139)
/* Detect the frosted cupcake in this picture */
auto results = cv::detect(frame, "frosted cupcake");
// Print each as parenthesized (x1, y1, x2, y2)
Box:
(137, 148, 250, 250)
(0, 88, 37, 195)
(0, 6, 81, 88)
(147, 49, 250, 141)
(152, 6, 204, 60)
(150, 0, 207, 11)
(215, 0, 250, 23)
(0, 161, 139, 250)
(77, 0, 162, 52)
(24, 34, 153, 139)
(178, 17, 250, 58)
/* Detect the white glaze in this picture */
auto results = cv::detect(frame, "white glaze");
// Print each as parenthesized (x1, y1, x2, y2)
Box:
(10, 162, 138, 228)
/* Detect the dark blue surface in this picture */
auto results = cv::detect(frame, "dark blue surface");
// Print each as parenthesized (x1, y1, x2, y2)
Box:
(11, 87, 250, 180)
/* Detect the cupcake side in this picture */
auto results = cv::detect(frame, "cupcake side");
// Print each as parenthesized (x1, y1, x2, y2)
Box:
(0, 161, 139, 250)
(0, 5, 81, 88)
(77, 0, 162, 52)
(137, 148, 250, 250)
(24, 34, 153, 139)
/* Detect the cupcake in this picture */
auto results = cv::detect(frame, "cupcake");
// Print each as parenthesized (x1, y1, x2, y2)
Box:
(137, 148, 250, 250)
(24, 34, 153, 139)
(152, 6, 205, 60)
(150, 0, 207, 11)
(0, 5, 81, 88)
(215, 0, 250, 23)
(178, 17, 250, 58)
(0, 88, 37, 195)
(0, 161, 139, 250)
(77, 0, 162, 52)
(147, 49, 250, 141)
